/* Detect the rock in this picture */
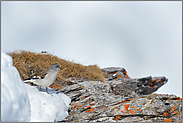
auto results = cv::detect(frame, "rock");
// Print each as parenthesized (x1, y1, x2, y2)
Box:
(56, 67, 182, 122)
(101, 67, 130, 81)
(110, 76, 168, 97)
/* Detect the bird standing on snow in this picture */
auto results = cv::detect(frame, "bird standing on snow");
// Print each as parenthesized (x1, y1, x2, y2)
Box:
(24, 63, 61, 94)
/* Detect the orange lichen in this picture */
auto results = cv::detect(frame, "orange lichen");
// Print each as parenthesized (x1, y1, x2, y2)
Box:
(175, 115, 178, 118)
(130, 98, 134, 101)
(176, 97, 182, 100)
(82, 95, 88, 99)
(89, 102, 95, 105)
(86, 106, 91, 108)
(86, 108, 94, 113)
(82, 96, 85, 99)
(123, 70, 130, 79)
(117, 75, 123, 78)
(173, 106, 176, 110)
(123, 70, 127, 74)
(89, 109, 93, 112)
(76, 104, 82, 108)
(124, 104, 130, 111)
(86, 109, 92, 113)
(172, 111, 176, 114)
(131, 106, 134, 109)
(121, 110, 124, 113)
(159, 79, 163, 84)
(152, 80, 156, 84)
(114, 118, 118, 121)
(55, 86, 61, 89)
(104, 107, 107, 109)
(114, 107, 118, 109)
(49, 85, 54, 88)
(130, 110, 134, 114)
(116, 116, 121, 118)
(163, 112, 168, 116)
(134, 109, 137, 111)
(166, 118, 172, 122)
(138, 109, 142, 111)
(102, 82, 105, 84)
(73, 103, 76, 106)
(114, 115, 122, 121)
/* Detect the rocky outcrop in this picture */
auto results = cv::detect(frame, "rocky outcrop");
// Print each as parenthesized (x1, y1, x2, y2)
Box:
(110, 76, 168, 97)
(57, 67, 182, 122)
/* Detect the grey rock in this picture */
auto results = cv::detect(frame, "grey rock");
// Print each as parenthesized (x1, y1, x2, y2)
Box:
(110, 76, 168, 97)
(57, 67, 182, 122)
(101, 67, 130, 81)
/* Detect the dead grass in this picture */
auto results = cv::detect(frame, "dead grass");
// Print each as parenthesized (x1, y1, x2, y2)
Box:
(7, 50, 105, 88)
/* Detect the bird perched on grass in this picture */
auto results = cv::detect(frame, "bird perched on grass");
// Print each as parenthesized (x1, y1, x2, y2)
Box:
(24, 63, 61, 94)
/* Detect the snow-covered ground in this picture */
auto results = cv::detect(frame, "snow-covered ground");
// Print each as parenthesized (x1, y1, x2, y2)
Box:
(25, 84, 71, 122)
(1, 51, 71, 122)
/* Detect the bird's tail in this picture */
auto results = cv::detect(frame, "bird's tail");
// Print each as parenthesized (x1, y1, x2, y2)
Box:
(23, 79, 35, 83)
(23, 79, 38, 87)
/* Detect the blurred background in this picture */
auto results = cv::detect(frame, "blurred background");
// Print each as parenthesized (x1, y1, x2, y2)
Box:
(1, 1, 182, 97)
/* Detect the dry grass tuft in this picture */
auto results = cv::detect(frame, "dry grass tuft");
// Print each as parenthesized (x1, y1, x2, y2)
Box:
(7, 50, 105, 88)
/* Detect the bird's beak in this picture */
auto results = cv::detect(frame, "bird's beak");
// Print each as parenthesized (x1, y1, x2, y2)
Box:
(59, 66, 62, 69)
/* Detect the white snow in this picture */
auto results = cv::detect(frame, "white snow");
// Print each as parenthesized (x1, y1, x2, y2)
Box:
(24, 84, 71, 122)
(1, 51, 71, 122)
(1, 51, 30, 122)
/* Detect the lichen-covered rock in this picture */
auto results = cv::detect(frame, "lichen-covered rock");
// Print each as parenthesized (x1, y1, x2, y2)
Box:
(56, 67, 181, 122)
(110, 76, 168, 97)
(101, 67, 130, 80)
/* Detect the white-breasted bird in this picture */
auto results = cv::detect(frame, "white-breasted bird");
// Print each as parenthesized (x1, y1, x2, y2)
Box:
(24, 63, 61, 93)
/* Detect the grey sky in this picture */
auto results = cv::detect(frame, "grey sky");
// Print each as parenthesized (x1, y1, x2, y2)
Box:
(1, 1, 182, 97)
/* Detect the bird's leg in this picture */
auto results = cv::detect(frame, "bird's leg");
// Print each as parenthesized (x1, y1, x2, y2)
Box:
(39, 86, 42, 91)
(37, 86, 42, 91)
(46, 87, 49, 94)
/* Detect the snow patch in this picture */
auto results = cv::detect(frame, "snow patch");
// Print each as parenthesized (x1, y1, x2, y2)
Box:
(1, 51, 30, 122)
(24, 84, 71, 122)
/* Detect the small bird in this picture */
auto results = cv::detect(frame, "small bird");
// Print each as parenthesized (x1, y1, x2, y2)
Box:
(24, 63, 61, 94)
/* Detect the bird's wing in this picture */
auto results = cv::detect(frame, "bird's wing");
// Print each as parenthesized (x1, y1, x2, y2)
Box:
(24, 79, 34, 83)
(35, 69, 49, 79)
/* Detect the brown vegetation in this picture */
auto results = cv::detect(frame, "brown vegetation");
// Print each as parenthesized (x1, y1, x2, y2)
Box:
(8, 50, 105, 88)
